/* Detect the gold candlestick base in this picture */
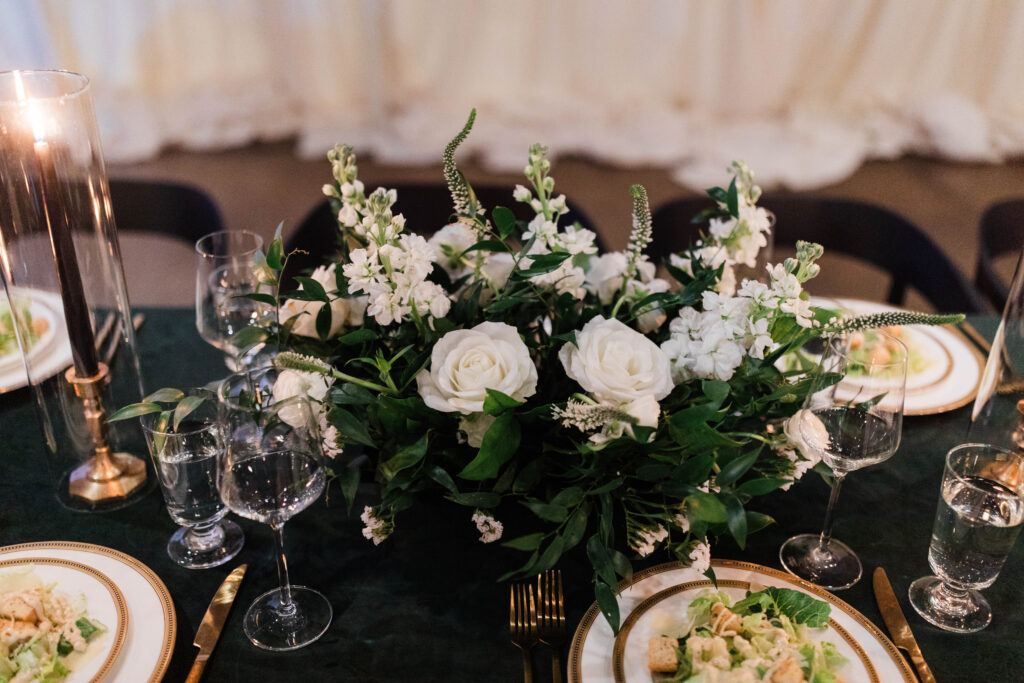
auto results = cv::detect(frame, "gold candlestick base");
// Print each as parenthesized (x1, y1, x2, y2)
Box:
(68, 451, 147, 502)
(65, 364, 148, 503)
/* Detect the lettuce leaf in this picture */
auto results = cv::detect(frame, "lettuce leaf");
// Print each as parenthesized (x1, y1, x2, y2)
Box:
(732, 587, 830, 628)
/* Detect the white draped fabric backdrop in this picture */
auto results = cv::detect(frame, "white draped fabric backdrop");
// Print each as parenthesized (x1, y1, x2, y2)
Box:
(4, 0, 1024, 189)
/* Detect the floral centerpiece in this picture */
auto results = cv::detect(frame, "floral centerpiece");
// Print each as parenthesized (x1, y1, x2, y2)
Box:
(236, 111, 956, 630)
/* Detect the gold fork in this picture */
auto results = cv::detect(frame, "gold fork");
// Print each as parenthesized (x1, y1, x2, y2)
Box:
(536, 570, 567, 683)
(509, 583, 538, 683)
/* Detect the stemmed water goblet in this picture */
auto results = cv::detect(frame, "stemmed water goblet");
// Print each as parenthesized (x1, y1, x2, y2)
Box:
(195, 230, 275, 370)
(780, 329, 908, 590)
(140, 389, 245, 569)
(217, 367, 332, 650)
(909, 443, 1024, 632)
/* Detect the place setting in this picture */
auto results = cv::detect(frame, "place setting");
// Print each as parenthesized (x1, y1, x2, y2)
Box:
(2, 66, 1024, 683)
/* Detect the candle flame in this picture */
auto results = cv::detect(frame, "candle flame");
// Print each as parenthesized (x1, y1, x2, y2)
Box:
(12, 71, 50, 142)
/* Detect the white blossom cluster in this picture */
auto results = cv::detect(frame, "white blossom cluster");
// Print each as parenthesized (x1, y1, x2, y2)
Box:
(583, 252, 671, 332)
(471, 510, 504, 543)
(630, 524, 669, 558)
(360, 505, 394, 545)
(670, 161, 773, 296)
(514, 145, 599, 298)
(340, 188, 452, 326)
(660, 251, 820, 383)
(687, 539, 712, 574)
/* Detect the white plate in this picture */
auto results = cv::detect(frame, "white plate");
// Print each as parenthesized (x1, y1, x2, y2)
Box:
(0, 288, 73, 394)
(0, 558, 128, 682)
(0, 542, 175, 682)
(810, 298, 983, 415)
(569, 560, 915, 683)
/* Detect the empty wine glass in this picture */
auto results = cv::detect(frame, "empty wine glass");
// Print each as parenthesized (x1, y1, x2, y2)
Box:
(195, 230, 274, 370)
(909, 443, 1024, 632)
(218, 368, 331, 650)
(780, 329, 908, 589)
(141, 389, 244, 569)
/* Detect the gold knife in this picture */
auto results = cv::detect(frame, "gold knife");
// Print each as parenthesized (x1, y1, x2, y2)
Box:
(872, 567, 936, 683)
(186, 563, 248, 683)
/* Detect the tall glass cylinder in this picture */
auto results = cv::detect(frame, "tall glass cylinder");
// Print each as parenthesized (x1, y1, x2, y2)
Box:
(968, 247, 1024, 453)
(0, 70, 148, 511)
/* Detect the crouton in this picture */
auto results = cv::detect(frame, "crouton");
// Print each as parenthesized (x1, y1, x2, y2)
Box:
(0, 620, 37, 647)
(0, 594, 38, 623)
(771, 657, 805, 683)
(647, 636, 679, 673)
(710, 602, 742, 636)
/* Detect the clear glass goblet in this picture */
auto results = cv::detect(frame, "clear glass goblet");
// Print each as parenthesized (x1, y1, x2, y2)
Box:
(195, 230, 274, 371)
(218, 369, 331, 651)
(909, 443, 1024, 632)
(141, 390, 244, 569)
(780, 329, 908, 590)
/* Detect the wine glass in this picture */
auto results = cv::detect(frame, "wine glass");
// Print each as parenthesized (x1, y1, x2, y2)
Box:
(217, 368, 331, 650)
(780, 329, 908, 589)
(195, 230, 274, 370)
(141, 389, 245, 568)
(909, 443, 1024, 632)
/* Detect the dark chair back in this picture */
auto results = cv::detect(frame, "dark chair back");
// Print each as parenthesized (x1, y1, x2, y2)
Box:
(976, 199, 1024, 311)
(283, 183, 600, 287)
(650, 196, 989, 314)
(108, 179, 225, 245)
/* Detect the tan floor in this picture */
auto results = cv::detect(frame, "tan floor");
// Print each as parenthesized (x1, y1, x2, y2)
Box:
(109, 141, 1024, 308)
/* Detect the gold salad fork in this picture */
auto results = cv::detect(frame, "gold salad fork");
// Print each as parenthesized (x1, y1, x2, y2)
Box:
(509, 583, 538, 683)
(536, 570, 568, 683)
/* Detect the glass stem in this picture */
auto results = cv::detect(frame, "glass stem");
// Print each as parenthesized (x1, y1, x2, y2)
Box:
(818, 472, 847, 549)
(271, 522, 297, 618)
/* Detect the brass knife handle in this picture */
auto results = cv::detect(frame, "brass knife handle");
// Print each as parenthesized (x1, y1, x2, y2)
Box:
(185, 655, 207, 683)
(909, 647, 936, 683)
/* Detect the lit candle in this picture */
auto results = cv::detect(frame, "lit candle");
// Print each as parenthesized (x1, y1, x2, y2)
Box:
(19, 76, 99, 378)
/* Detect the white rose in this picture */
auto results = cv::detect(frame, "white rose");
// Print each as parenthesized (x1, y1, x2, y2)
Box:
(416, 321, 538, 414)
(428, 222, 477, 274)
(559, 316, 674, 405)
(584, 252, 628, 304)
(272, 369, 334, 427)
(281, 264, 350, 338)
(783, 409, 826, 464)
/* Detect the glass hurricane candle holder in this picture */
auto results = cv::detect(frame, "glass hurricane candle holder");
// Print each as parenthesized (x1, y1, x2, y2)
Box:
(0, 70, 148, 511)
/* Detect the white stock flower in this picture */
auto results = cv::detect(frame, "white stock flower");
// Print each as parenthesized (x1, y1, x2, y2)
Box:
(471, 511, 503, 543)
(280, 264, 350, 338)
(560, 317, 674, 407)
(688, 540, 711, 573)
(630, 525, 669, 558)
(481, 252, 515, 291)
(417, 322, 538, 414)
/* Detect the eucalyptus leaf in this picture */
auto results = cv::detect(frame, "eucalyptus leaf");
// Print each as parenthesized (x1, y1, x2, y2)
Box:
(172, 395, 206, 430)
(502, 533, 545, 551)
(595, 581, 620, 634)
(328, 408, 376, 448)
(143, 388, 185, 403)
(458, 413, 520, 480)
(294, 276, 330, 302)
(338, 464, 360, 514)
(107, 402, 163, 422)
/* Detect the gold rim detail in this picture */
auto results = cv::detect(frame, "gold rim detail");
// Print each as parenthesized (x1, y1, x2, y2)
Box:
(0, 541, 176, 683)
(569, 560, 915, 683)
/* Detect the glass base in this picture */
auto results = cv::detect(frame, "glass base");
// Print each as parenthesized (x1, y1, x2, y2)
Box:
(243, 586, 332, 651)
(908, 575, 991, 633)
(167, 519, 244, 569)
(780, 533, 862, 590)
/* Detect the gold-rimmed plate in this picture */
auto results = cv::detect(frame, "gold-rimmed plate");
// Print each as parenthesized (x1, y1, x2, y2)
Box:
(0, 542, 175, 682)
(0, 558, 128, 682)
(569, 560, 915, 683)
(809, 298, 984, 416)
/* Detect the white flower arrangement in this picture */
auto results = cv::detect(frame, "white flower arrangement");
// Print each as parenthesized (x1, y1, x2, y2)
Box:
(227, 110, 961, 632)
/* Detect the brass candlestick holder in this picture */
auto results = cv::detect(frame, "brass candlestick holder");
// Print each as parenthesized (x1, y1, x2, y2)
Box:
(65, 364, 147, 502)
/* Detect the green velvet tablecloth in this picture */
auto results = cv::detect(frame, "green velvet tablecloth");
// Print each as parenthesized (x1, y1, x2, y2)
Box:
(2, 309, 1023, 682)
